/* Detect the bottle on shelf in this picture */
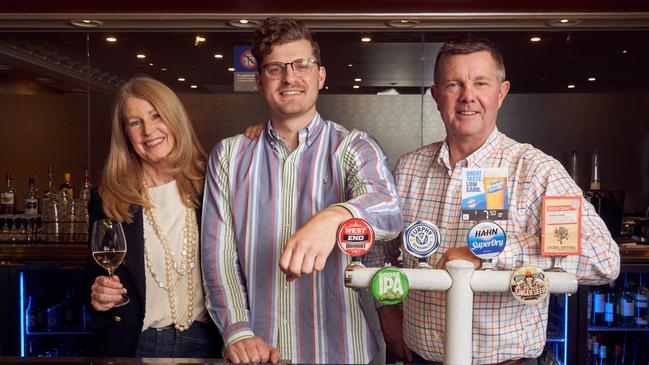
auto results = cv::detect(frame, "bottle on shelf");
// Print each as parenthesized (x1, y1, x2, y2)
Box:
(1, 172, 16, 214)
(569, 148, 579, 186)
(605, 281, 618, 327)
(41, 164, 60, 242)
(75, 166, 91, 242)
(613, 344, 622, 365)
(59, 173, 74, 202)
(593, 285, 607, 326)
(590, 149, 601, 191)
(635, 274, 648, 327)
(24, 177, 39, 215)
(620, 273, 636, 327)
(59, 172, 76, 242)
(599, 344, 608, 365)
(593, 339, 600, 365)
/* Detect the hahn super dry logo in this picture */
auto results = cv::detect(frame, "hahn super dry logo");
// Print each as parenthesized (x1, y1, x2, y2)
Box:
(510, 266, 550, 305)
(337, 218, 374, 257)
(467, 221, 506, 260)
(403, 220, 440, 259)
(371, 267, 409, 305)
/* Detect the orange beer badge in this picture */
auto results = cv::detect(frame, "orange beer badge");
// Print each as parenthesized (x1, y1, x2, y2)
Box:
(461, 168, 509, 221)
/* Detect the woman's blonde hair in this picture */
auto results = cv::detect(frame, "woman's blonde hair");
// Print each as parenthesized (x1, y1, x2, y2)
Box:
(99, 75, 207, 223)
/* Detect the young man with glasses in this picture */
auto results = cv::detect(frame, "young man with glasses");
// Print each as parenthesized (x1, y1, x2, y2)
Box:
(201, 17, 402, 364)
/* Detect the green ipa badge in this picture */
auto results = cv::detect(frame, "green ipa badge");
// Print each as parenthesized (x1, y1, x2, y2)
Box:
(371, 267, 410, 305)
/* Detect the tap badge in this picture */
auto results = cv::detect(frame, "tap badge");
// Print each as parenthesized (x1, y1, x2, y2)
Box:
(467, 221, 506, 260)
(337, 218, 374, 257)
(403, 220, 440, 259)
(510, 266, 550, 305)
(371, 267, 410, 305)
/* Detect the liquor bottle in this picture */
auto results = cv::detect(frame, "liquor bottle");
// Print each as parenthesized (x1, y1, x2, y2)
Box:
(588, 287, 594, 325)
(24, 177, 39, 215)
(78, 166, 91, 205)
(41, 164, 60, 242)
(569, 148, 579, 185)
(594, 285, 607, 326)
(600, 344, 608, 365)
(593, 340, 600, 365)
(621, 273, 636, 327)
(26, 296, 36, 333)
(590, 149, 601, 190)
(59, 173, 74, 202)
(613, 344, 622, 365)
(606, 282, 618, 326)
(636, 274, 648, 327)
(1, 172, 16, 214)
(587, 336, 594, 365)
(74, 167, 91, 242)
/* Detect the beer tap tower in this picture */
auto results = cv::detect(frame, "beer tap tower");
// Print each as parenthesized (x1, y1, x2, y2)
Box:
(339, 219, 578, 365)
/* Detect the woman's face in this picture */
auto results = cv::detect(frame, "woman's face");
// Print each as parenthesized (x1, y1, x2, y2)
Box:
(122, 96, 175, 170)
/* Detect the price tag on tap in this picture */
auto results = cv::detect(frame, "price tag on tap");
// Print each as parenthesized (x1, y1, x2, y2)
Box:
(467, 221, 506, 260)
(403, 220, 440, 259)
(510, 266, 550, 305)
(541, 196, 582, 256)
(337, 218, 374, 257)
(371, 267, 410, 305)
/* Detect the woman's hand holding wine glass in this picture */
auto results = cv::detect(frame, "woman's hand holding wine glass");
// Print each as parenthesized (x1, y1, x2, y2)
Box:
(90, 219, 130, 310)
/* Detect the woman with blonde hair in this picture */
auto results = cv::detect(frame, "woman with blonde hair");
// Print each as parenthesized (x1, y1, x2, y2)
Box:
(87, 75, 222, 357)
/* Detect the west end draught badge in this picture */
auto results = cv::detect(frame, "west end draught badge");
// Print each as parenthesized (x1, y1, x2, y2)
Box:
(337, 218, 374, 285)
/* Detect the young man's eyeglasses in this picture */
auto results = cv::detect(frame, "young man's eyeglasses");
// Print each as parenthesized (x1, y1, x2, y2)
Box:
(261, 58, 319, 80)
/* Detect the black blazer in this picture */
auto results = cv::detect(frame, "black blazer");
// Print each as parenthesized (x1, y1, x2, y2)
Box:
(86, 189, 220, 357)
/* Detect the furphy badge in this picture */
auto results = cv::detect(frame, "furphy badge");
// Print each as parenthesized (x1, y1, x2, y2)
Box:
(467, 221, 506, 270)
(510, 266, 550, 305)
(371, 267, 410, 305)
(403, 220, 440, 269)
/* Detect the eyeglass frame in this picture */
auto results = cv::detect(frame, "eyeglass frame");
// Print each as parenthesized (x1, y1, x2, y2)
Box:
(261, 57, 320, 80)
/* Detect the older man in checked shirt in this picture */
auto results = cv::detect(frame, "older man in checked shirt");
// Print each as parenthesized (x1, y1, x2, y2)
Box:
(368, 35, 620, 365)
(201, 17, 402, 364)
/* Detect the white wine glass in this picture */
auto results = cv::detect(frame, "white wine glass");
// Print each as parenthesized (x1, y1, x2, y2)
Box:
(91, 219, 129, 307)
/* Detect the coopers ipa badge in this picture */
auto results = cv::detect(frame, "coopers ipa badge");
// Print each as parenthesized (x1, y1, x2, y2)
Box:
(461, 167, 509, 221)
(371, 267, 410, 305)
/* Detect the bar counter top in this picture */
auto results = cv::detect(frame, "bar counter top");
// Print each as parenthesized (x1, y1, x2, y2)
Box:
(0, 357, 228, 364)
(0, 243, 86, 263)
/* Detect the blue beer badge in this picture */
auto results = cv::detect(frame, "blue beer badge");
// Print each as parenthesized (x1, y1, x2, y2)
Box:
(467, 221, 506, 260)
(403, 220, 440, 259)
(510, 266, 550, 305)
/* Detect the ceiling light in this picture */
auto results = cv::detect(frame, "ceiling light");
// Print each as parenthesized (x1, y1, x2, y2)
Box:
(178, 77, 186, 82)
(190, 85, 198, 89)
(546, 18, 580, 27)
(239, 19, 249, 24)
(214, 54, 224, 59)
(568, 84, 575, 89)
(69, 19, 103, 28)
(354, 78, 362, 82)
(530, 37, 542, 42)
(194, 35, 206, 46)
(361, 37, 372, 43)
(387, 19, 420, 28)
(622, 50, 628, 54)
(148, 63, 154, 66)
(325, 86, 329, 90)
(353, 85, 360, 89)
(228, 19, 261, 28)
(136, 54, 146, 59)
(587, 77, 596, 82)
(105, 36, 117, 43)
(227, 67, 235, 72)
(560, 19, 569, 23)
(347, 64, 353, 68)
(160, 67, 168, 71)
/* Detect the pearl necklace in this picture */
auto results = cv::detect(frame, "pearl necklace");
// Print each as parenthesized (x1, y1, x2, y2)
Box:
(142, 182, 197, 332)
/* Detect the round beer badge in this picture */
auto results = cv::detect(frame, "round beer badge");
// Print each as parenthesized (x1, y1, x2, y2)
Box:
(337, 218, 374, 257)
(371, 267, 410, 305)
(467, 221, 506, 260)
(403, 220, 440, 259)
(510, 266, 550, 305)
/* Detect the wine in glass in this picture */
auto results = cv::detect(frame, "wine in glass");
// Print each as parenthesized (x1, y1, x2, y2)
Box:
(91, 219, 129, 306)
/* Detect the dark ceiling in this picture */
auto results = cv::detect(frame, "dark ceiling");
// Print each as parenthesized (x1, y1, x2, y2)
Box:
(1, 28, 648, 95)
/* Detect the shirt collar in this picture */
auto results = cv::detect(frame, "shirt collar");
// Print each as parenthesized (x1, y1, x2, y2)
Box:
(436, 127, 501, 170)
(265, 112, 324, 148)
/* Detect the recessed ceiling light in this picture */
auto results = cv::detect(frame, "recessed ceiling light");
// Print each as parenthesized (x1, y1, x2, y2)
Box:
(190, 85, 198, 89)
(587, 77, 596, 82)
(136, 54, 146, 59)
(530, 37, 542, 42)
(361, 37, 372, 43)
(387, 19, 420, 28)
(347, 64, 353, 68)
(69, 19, 103, 28)
(178, 77, 186, 82)
(353, 85, 360, 89)
(148, 62, 154, 66)
(560, 19, 569, 23)
(228, 19, 261, 28)
(105, 36, 117, 43)
(622, 50, 628, 54)
(160, 67, 168, 71)
(325, 86, 329, 90)
(214, 54, 224, 59)
(239, 19, 249, 24)
(568, 84, 575, 89)
(546, 18, 580, 27)
(228, 67, 235, 72)
(354, 78, 362, 82)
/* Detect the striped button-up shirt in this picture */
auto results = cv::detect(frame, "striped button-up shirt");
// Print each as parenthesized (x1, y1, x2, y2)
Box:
(201, 113, 402, 364)
(368, 127, 619, 364)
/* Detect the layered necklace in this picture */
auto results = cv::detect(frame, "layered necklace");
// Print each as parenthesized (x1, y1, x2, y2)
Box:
(142, 181, 197, 331)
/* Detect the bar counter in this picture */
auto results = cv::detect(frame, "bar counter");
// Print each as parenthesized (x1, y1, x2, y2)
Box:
(0, 357, 227, 364)
(0, 243, 87, 263)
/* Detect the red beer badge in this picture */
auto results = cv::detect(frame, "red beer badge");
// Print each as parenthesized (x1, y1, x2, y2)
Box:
(337, 218, 374, 257)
